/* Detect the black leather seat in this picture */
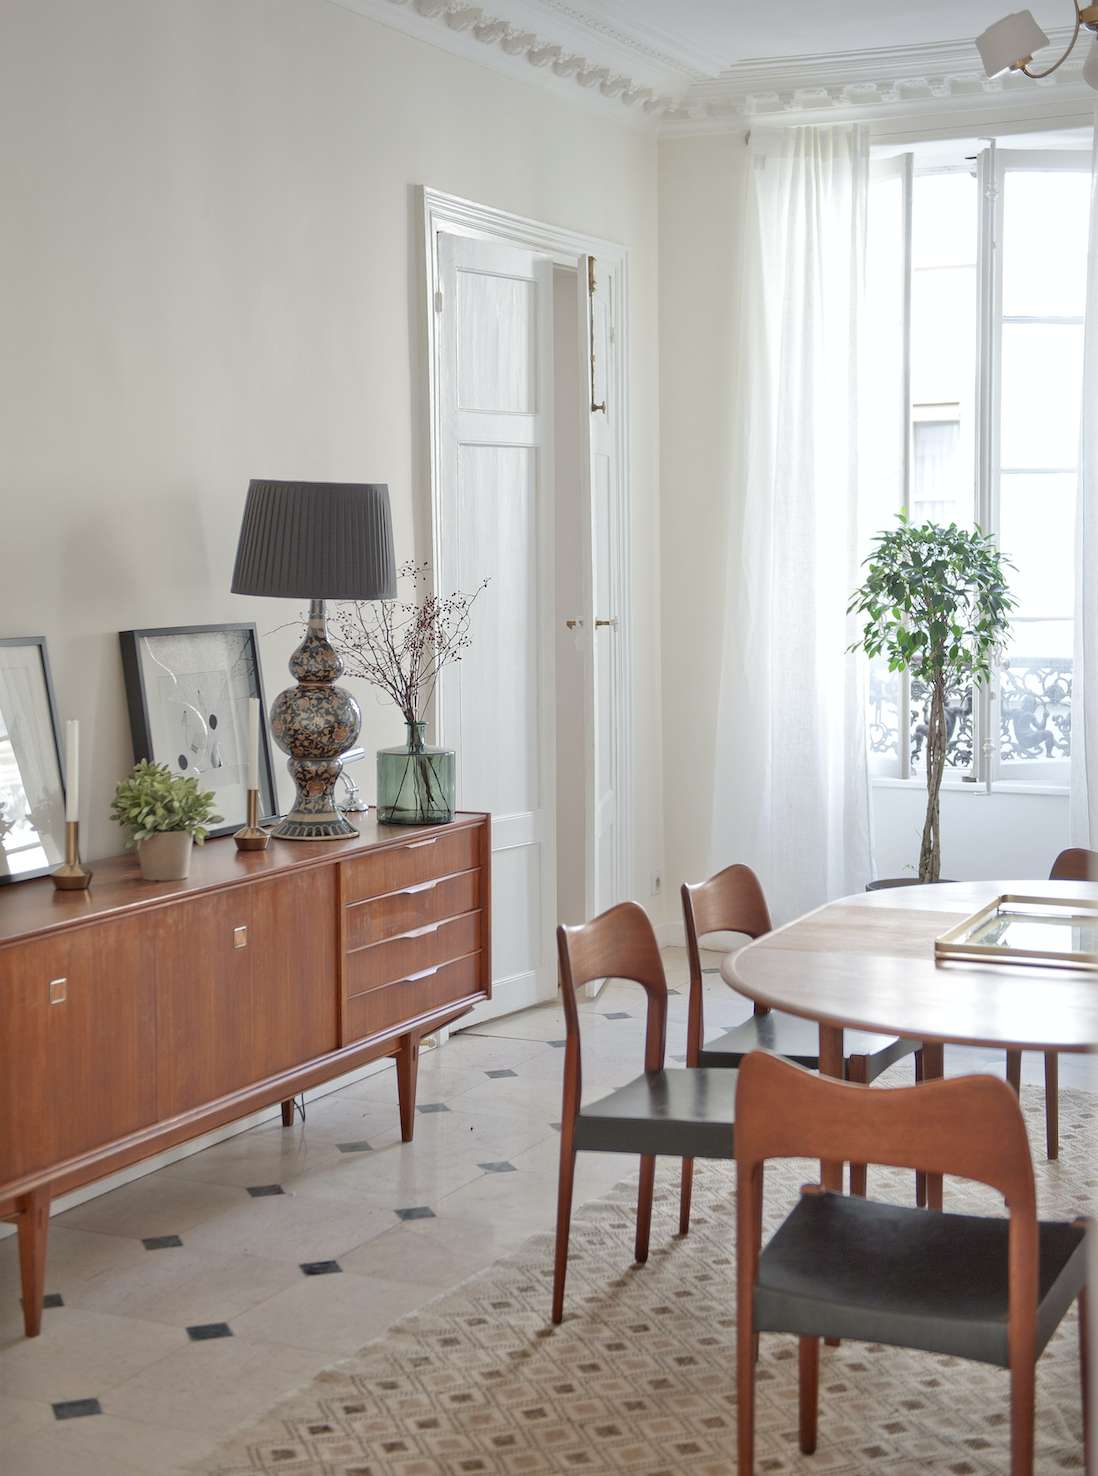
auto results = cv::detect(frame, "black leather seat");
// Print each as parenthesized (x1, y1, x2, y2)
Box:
(756, 1190, 1088, 1367)
(574, 1067, 736, 1159)
(699, 1011, 918, 1080)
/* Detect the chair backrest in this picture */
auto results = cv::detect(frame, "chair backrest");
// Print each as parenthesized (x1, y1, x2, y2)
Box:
(1049, 847, 1098, 883)
(735, 1050, 1036, 1211)
(682, 864, 774, 1062)
(556, 902, 669, 1118)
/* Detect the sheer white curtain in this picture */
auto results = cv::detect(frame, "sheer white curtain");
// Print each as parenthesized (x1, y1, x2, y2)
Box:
(710, 124, 873, 923)
(1070, 118, 1098, 848)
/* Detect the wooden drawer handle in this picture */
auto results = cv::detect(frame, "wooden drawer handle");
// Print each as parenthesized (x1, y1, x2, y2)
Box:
(406, 837, 438, 850)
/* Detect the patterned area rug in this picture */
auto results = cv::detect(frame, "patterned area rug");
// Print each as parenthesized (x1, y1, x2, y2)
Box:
(199, 1084, 1095, 1476)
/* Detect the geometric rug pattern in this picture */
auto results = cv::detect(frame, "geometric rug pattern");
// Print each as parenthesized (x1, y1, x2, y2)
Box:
(198, 1082, 1095, 1476)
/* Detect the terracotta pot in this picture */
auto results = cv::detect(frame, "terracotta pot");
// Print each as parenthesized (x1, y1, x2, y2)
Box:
(137, 831, 194, 881)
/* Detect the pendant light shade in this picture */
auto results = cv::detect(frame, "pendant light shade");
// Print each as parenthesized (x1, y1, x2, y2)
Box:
(975, 9, 1050, 76)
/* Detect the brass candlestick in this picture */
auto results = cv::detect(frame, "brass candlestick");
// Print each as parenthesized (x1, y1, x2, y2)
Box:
(234, 788, 270, 851)
(52, 820, 94, 890)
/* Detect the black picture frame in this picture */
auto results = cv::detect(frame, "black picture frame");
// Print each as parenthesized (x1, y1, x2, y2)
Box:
(0, 635, 67, 884)
(118, 623, 278, 838)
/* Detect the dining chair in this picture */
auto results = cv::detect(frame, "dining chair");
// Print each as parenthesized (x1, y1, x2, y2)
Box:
(679, 864, 935, 1231)
(734, 1050, 1090, 1476)
(552, 900, 737, 1325)
(1004, 847, 1097, 1161)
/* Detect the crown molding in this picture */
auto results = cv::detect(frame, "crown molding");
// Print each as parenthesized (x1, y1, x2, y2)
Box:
(324, 1, 1096, 136)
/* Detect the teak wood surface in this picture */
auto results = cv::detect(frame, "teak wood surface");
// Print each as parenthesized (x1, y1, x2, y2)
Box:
(0, 811, 491, 1339)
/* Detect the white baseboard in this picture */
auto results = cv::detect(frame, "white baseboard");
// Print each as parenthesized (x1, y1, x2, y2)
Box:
(0, 1051, 404, 1236)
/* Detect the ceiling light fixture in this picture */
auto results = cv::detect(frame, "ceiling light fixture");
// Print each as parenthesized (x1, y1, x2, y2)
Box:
(976, 2, 1098, 88)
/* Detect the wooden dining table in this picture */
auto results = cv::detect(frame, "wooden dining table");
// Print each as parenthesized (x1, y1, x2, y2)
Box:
(722, 879, 1098, 1193)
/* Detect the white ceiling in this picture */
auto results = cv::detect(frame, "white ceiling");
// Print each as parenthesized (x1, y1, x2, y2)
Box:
(531, 0, 1073, 75)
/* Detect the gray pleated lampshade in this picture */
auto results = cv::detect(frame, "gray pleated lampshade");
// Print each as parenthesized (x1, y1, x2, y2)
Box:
(231, 480, 397, 600)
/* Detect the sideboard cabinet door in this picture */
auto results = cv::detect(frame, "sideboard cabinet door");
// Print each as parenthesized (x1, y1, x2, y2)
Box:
(0, 917, 157, 1182)
(249, 866, 338, 1078)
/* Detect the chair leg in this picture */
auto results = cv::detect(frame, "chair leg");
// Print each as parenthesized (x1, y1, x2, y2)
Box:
(921, 1042, 945, 1212)
(1044, 1052, 1059, 1161)
(1010, 1354, 1036, 1476)
(914, 1049, 927, 1209)
(1080, 1286, 1091, 1475)
(551, 1140, 576, 1325)
(679, 1157, 694, 1236)
(635, 1154, 656, 1264)
(846, 1055, 869, 1198)
(1006, 1049, 1022, 1095)
(799, 1336, 820, 1455)
(737, 1276, 756, 1474)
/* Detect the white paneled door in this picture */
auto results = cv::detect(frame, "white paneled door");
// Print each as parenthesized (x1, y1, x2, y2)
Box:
(436, 233, 557, 1020)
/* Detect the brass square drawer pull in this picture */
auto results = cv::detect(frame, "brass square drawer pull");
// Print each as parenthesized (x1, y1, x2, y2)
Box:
(48, 977, 67, 1005)
(234, 926, 248, 949)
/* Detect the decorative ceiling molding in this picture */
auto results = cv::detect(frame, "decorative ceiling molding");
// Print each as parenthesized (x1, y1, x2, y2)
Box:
(326, 0, 1096, 134)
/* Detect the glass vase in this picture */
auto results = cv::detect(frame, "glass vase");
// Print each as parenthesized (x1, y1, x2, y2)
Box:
(376, 721, 455, 826)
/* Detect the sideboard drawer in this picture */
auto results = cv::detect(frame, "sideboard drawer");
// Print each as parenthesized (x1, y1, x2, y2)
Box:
(344, 867, 481, 950)
(346, 910, 482, 997)
(342, 824, 481, 905)
(344, 952, 483, 1041)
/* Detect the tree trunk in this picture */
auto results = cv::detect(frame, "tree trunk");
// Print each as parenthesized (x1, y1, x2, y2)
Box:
(919, 676, 946, 882)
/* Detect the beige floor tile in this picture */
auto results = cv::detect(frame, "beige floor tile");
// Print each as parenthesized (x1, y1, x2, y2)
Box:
(0, 1306, 181, 1402)
(103, 1337, 324, 1438)
(178, 1189, 394, 1264)
(44, 1410, 218, 1473)
(0, 1428, 152, 1476)
(0, 1224, 146, 1300)
(337, 1221, 498, 1288)
(229, 1267, 439, 1355)
(58, 1175, 243, 1240)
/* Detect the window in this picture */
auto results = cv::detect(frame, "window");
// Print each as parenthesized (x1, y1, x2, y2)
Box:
(862, 142, 1091, 789)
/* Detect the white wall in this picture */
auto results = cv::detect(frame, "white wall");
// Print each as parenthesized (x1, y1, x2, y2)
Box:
(872, 783, 1070, 882)
(1, 0, 662, 897)
(657, 133, 750, 914)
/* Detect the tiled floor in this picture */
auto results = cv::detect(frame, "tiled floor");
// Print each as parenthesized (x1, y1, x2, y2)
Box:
(0, 947, 1093, 1474)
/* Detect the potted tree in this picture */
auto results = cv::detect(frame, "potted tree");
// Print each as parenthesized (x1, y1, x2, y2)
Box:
(848, 516, 1014, 883)
(111, 760, 222, 880)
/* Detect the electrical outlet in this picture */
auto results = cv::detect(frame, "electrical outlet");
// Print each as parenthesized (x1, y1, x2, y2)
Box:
(651, 872, 662, 896)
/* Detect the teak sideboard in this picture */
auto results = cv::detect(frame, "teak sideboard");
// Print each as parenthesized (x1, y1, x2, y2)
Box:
(0, 811, 491, 1337)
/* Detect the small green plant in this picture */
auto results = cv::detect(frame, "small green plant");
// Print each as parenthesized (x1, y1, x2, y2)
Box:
(848, 516, 1015, 883)
(110, 760, 221, 845)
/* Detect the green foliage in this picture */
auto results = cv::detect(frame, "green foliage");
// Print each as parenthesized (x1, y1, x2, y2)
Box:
(110, 760, 222, 846)
(848, 515, 1015, 689)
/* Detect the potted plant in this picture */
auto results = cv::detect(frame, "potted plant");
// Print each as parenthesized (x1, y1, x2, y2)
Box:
(848, 516, 1014, 883)
(329, 561, 487, 826)
(111, 760, 222, 880)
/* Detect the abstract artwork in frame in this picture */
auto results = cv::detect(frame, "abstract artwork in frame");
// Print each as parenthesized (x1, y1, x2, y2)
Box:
(0, 636, 67, 884)
(119, 623, 278, 838)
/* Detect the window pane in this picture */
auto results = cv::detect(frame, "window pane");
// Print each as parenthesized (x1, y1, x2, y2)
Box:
(912, 173, 977, 268)
(911, 679, 974, 775)
(998, 472, 1076, 621)
(1000, 656, 1071, 765)
(999, 322, 1084, 470)
(1002, 170, 1090, 318)
(912, 420, 964, 525)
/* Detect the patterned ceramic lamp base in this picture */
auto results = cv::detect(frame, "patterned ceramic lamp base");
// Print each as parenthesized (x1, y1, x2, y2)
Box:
(269, 601, 361, 842)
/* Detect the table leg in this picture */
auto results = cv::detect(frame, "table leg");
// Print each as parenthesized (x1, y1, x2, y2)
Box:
(921, 1041, 944, 1211)
(818, 1024, 844, 1194)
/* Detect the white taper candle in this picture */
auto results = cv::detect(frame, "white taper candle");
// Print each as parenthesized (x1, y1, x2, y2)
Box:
(65, 719, 79, 822)
(247, 698, 260, 793)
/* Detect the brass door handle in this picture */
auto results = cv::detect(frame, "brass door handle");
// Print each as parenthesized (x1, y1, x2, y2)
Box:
(565, 619, 584, 630)
(595, 617, 617, 630)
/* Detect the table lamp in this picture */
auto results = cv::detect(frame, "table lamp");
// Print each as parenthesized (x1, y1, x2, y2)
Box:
(231, 479, 396, 840)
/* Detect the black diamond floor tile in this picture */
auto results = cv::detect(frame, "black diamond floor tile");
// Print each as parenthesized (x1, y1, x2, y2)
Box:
(142, 1235, 183, 1250)
(416, 1102, 450, 1114)
(43, 1292, 64, 1309)
(187, 1322, 233, 1341)
(603, 1012, 631, 1020)
(478, 1161, 516, 1174)
(484, 1068, 517, 1079)
(336, 1140, 373, 1153)
(546, 1040, 567, 1048)
(246, 1184, 285, 1198)
(300, 1260, 342, 1276)
(52, 1399, 101, 1420)
(395, 1205, 436, 1221)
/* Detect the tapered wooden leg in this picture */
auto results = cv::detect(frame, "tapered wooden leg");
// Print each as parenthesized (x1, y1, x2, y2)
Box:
(799, 1336, 820, 1454)
(1006, 1049, 1022, 1095)
(818, 1024, 844, 1194)
(736, 1171, 758, 1476)
(1010, 1353, 1036, 1476)
(679, 1157, 694, 1236)
(922, 1042, 945, 1211)
(551, 1134, 577, 1325)
(396, 1033, 420, 1143)
(1044, 1052, 1059, 1161)
(847, 1054, 869, 1198)
(17, 1187, 49, 1339)
(1079, 1284, 1091, 1475)
(635, 1154, 656, 1264)
(914, 1049, 927, 1208)
(280, 1098, 296, 1127)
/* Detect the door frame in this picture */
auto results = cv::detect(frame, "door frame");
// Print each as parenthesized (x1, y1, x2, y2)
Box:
(421, 186, 634, 928)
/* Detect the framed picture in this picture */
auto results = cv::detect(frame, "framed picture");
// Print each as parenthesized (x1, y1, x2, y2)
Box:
(0, 636, 67, 884)
(119, 623, 278, 837)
